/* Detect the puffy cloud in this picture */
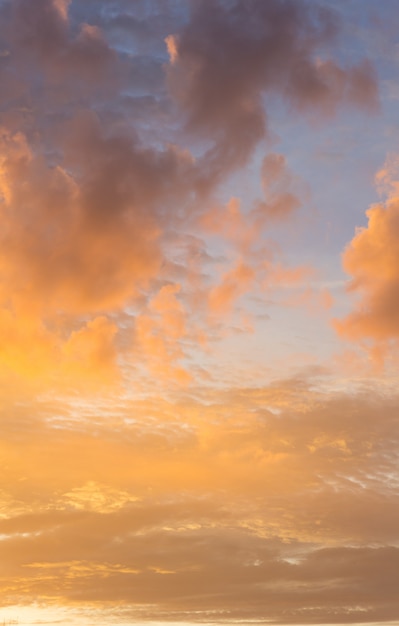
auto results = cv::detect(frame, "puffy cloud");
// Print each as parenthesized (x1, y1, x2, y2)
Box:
(0, 0, 379, 388)
(336, 155, 399, 349)
(167, 0, 378, 176)
(0, 113, 201, 383)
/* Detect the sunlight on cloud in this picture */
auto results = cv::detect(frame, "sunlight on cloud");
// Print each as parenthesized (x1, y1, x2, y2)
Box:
(0, 0, 397, 625)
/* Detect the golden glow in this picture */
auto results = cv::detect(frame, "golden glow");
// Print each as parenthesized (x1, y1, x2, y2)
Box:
(0, 1, 397, 625)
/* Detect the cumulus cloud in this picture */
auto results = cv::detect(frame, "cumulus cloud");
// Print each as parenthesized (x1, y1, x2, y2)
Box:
(167, 0, 378, 177)
(0, 0, 380, 386)
(336, 155, 399, 351)
(0, 112, 200, 382)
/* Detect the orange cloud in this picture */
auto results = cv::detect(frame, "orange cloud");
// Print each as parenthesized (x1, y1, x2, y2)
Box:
(0, 124, 163, 316)
(208, 260, 255, 315)
(199, 177, 311, 323)
(0, 4, 391, 623)
(1, 378, 399, 623)
(336, 156, 399, 349)
(200, 197, 259, 256)
(62, 316, 118, 382)
(0, 110, 208, 385)
(134, 284, 192, 383)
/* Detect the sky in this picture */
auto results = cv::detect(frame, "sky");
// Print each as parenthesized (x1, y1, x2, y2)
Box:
(1, 0, 399, 624)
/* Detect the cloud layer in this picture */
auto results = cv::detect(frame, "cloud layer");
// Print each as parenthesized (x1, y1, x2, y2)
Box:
(1, 380, 399, 623)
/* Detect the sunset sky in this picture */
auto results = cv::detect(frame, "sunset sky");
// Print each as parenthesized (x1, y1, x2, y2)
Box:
(1, 1, 399, 625)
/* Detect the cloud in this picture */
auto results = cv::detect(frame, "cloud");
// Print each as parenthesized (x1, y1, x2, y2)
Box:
(0, 4, 392, 621)
(1, 379, 399, 622)
(134, 283, 192, 383)
(0, 112, 202, 384)
(167, 0, 378, 177)
(335, 155, 399, 352)
(62, 316, 118, 382)
(208, 259, 255, 314)
(199, 185, 314, 321)
(10, 0, 116, 83)
(0, 0, 378, 389)
(255, 153, 303, 222)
